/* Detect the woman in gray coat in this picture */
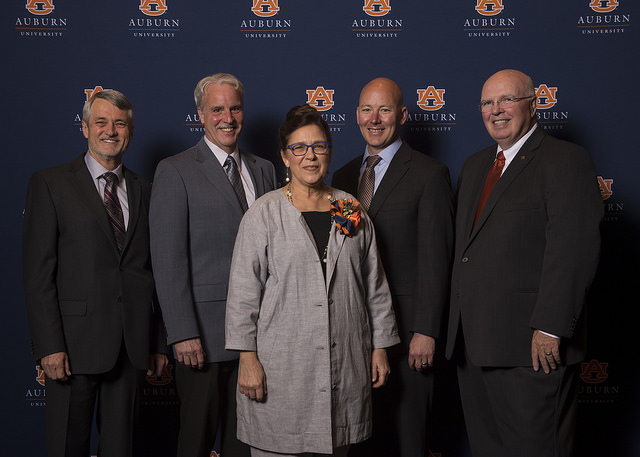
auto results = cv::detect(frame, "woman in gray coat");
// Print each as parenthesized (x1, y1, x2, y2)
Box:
(225, 105, 399, 456)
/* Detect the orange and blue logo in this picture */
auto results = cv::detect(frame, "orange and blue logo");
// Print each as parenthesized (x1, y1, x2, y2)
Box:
(306, 86, 335, 112)
(535, 84, 558, 109)
(590, 0, 619, 13)
(84, 86, 105, 101)
(139, 0, 167, 16)
(36, 365, 46, 386)
(417, 86, 446, 111)
(597, 176, 614, 200)
(145, 364, 174, 386)
(475, 0, 504, 16)
(26, 0, 55, 15)
(363, 0, 391, 17)
(252, 0, 279, 17)
(580, 359, 609, 384)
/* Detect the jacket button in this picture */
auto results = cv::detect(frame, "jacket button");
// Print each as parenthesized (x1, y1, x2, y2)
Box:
(461, 257, 469, 263)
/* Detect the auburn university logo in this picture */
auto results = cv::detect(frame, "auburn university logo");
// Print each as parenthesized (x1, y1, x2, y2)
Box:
(475, 0, 504, 16)
(145, 364, 174, 386)
(597, 176, 613, 200)
(306, 86, 335, 112)
(252, 0, 279, 17)
(84, 86, 105, 101)
(363, 0, 391, 17)
(590, 0, 619, 13)
(36, 365, 46, 386)
(26, 0, 55, 15)
(580, 359, 609, 384)
(139, 0, 167, 16)
(417, 86, 446, 111)
(535, 84, 558, 109)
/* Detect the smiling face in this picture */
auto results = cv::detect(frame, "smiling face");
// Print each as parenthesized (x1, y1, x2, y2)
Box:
(356, 78, 408, 155)
(197, 82, 244, 154)
(281, 124, 331, 190)
(82, 98, 133, 169)
(480, 70, 537, 150)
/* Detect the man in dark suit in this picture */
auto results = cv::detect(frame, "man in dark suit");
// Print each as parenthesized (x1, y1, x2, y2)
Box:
(445, 69, 603, 457)
(22, 89, 168, 457)
(150, 73, 276, 457)
(332, 77, 454, 457)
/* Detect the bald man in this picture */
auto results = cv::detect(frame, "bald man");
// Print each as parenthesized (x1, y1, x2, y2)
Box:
(445, 69, 603, 457)
(332, 77, 454, 457)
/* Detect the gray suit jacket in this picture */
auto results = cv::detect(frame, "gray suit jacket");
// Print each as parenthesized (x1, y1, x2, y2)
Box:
(150, 138, 276, 362)
(445, 128, 604, 367)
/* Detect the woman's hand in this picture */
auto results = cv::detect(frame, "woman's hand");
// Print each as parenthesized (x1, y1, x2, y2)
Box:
(371, 348, 391, 388)
(239, 351, 268, 401)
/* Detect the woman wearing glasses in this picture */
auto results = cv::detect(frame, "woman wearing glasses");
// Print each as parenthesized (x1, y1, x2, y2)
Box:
(225, 104, 399, 457)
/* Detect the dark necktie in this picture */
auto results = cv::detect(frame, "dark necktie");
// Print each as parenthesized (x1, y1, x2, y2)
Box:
(473, 150, 506, 228)
(357, 155, 382, 210)
(223, 155, 249, 213)
(102, 172, 126, 252)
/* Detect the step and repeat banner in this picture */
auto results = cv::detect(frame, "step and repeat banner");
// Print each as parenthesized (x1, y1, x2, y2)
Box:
(2, 1, 639, 455)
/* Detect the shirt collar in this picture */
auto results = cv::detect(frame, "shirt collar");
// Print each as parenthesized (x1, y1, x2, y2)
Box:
(84, 151, 124, 182)
(361, 137, 402, 166)
(203, 136, 241, 169)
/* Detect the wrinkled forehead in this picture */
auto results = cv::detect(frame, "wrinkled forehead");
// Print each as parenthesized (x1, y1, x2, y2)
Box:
(481, 73, 529, 100)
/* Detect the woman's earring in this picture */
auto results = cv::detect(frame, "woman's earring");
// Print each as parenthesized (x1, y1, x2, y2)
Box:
(285, 167, 290, 183)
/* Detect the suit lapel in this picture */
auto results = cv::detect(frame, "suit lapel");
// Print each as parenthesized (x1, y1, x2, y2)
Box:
(69, 155, 120, 253)
(122, 167, 140, 255)
(242, 150, 265, 198)
(367, 143, 411, 220)
(195, 139, 245, 216)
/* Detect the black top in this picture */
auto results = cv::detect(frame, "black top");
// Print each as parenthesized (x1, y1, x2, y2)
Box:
(302, 211, 332, 279)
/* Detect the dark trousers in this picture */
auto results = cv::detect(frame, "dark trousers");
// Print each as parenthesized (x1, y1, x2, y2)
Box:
(457, 353, 579, 457)
(176, 359, 249, 457)
(45, 346, 140, 457)
(349, 351, 434, 457)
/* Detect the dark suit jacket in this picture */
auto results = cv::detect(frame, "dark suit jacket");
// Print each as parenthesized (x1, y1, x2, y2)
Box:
(23, 154, 165, 373)
(332, 142, 454, 347)
(149, 138, 276, 362)
(445, 127, 604, 367)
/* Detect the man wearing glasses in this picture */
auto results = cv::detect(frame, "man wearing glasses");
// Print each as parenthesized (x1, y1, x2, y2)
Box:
(445, 69, 603, 457)
(332, 77, 454, 457)
(149, 73, 276, 457)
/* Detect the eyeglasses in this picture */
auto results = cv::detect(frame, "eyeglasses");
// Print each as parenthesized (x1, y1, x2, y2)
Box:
(287, 141, 330, 156)
(478, 95, 534, 112)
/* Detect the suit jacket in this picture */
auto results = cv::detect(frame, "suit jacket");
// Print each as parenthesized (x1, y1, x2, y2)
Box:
(149, 138, 276, 362)
(22, 154, 165, 373)
(332, 141, 454, 347)
(445, 127, 604, 367)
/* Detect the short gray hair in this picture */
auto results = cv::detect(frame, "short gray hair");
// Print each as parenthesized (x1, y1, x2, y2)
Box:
(82, 90, 134, 127)
(194, 73, 244, 110)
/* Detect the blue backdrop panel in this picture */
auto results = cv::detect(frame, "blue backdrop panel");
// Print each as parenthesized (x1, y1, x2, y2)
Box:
(2, 1, 639, 455)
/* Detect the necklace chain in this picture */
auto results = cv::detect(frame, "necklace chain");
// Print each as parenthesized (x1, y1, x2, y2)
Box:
(286, 183, 334, 263)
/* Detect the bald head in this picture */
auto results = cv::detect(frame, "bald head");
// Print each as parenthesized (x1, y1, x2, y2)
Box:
(356, 77, 408, 155)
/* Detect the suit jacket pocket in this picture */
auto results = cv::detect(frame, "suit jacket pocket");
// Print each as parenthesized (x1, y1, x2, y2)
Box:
(59, 300, 87, 316)
(193, 283, 228, 302)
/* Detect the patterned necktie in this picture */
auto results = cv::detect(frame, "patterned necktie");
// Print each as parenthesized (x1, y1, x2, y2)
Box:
(473, 150, 506, 228)
(102, 172, 126, 253)
(223, 155, 249, 213)
(357, 155, 382, 210)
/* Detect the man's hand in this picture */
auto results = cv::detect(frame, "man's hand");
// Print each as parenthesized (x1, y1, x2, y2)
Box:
(408, 333, 436, 372)
(174, 338, 206, 369)
(147, 353, 169, 377)
(371, 348, 391, 388)
(531, 330, 561, 374)
(41, 352, 71, 381)
(238, 351, 267, 401)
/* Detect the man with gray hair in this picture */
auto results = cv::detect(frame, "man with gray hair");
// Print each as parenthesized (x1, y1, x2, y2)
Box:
(150, 73, 276, 457)
(23, 89, 168, 457)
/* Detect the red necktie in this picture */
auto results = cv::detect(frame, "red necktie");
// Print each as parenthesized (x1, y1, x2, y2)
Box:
(473, 150, 505, 228)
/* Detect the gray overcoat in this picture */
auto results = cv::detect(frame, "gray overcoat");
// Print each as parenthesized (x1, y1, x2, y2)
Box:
(225, 188, 399, 454)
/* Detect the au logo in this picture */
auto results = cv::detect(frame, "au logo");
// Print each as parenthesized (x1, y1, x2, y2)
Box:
(580, 359, 608, 384)
(306, 86, 335, 112)
(36, 365, 46, 386)
(590, 0, 619, 13)
(597, 176, 613, 200)
(139, 0, 167, 16)
(252, 0, 279, 17)
(417, 86, 446, 111)
(26, 0, 55, 15)
(146, 364, 174, 386)
(535, 84, 558, 109)
(363, 0, 391, 17)
(84, 86, 105, 101)
(475, 0, 504, 16)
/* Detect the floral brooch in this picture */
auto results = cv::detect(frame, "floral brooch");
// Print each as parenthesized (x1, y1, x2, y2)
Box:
(330, 198, 361, 237)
